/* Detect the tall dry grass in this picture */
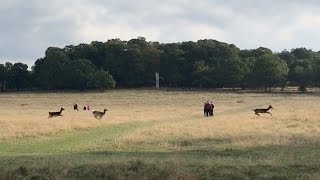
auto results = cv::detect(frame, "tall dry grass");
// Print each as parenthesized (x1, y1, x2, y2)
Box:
(109, 91, 320, 150)
(0, 90, 320, 150)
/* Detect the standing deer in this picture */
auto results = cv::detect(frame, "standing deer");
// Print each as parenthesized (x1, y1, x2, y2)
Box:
(253, 105, 273, 116)
(48, 108, 65, 118)
(92, 108, 108, 119)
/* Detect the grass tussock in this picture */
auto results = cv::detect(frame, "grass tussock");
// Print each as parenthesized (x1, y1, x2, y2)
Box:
(1, 159, 318, 180)
(1, 161, 197, 180)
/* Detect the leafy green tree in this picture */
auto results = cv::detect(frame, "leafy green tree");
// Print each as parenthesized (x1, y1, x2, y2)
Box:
(7, 63, 30, 90)
(288, 60, 313, 92)
(5, 62, 13, 70)
(278, 50, 295, 65)
(219, 58, 249, 88)
(90, 41, 107, 68)
(91, 71, 116, 91)
(64, 43, 97, 62)
(111, 38, 157, 87)
(23, 38, 320, 91)
(192, 60, 212, 88)
(251, 53, 288, 91)
(32, 47, 69, 89)
(63, 59, 96, 90)
(145, 44, 161, 84)
(285, 48, 318, 92)
(241, 57, 256, 89)
(291, 48, 313, 59)
(0, 64, 6, 91)
(251, 47, 273, 58)
(160, 45, 186, 87)
(311, 54, 320, 87)
(104, 39, 129, 87)
(3, 62, 13, 90)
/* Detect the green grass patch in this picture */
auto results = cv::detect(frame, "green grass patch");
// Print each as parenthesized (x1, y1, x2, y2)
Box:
(1, 121, 319, 179)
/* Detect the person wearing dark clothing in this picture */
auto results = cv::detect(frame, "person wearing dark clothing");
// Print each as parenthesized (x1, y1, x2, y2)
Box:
(203, 101, 211, 117)
(209, 101, 214, 116)
(74, 104, 79, 111)
(83, 106, 87, 110)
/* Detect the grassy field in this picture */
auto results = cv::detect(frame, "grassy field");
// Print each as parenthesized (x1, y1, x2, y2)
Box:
(0, 90, 319, 179)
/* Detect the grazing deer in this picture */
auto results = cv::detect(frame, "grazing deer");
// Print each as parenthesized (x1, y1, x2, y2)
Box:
(48, 108, 65, 118)
(253, 105, 273, 116)
(92, 108, 108, 119)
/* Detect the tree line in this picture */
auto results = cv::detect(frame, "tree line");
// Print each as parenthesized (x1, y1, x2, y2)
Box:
(1, 37, 320, 92)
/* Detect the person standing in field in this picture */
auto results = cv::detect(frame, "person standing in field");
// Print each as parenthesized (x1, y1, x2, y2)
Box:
(210, 101, 214, 116)
(204, 100, 211, 116)
(73, 104, 78, 111)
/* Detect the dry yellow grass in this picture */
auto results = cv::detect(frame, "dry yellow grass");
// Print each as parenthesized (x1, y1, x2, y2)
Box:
(1, 90, 320, 179)
(0, 90, 320, 151)
(110, 91, 320, 150)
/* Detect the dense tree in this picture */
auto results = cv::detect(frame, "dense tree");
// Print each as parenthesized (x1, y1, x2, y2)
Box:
(192, 60, 212, 88)
(91, 71, 116, 91)
(219, 58, 249, 88)
(1, 62, 31, 91)
(3, 37, 320, 92)
(0, 64, 6, 91)
(288, 60, 313, 92)
(291, 48, 313, 59)
(278, 50, 295, 65)
(160, 44, 186, 86)
(250, 53, 288, 91)
(8, 63, 31, 90)
(32, 47, 69, 89)
(63, 59, 96, 90)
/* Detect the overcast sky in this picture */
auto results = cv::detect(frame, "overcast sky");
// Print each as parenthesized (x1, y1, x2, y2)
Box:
(1, 0, 320, 66)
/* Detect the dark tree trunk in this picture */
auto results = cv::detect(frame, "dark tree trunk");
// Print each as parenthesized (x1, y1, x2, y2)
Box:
(299, 84, 307, 92)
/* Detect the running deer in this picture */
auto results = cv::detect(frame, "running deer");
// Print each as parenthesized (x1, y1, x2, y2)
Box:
(48, 108, 65, 118)
(253, 105, 273, 116)
(92, 108, 108, 119)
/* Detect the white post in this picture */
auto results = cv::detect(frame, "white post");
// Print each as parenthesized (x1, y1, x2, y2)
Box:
(155, 72, 159, 89)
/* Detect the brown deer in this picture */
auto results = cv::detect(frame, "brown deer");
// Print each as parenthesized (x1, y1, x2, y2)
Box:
(92, 108, 108, 119)
(253, 105, 273, 116)
(48, 108, 65, 118)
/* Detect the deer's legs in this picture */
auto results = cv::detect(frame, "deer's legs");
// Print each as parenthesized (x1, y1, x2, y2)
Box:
(267, 112, 272, 116)
(255, 112, 260, 116)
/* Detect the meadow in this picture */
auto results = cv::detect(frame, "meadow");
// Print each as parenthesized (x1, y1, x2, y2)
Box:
(0, 89, 319, 179)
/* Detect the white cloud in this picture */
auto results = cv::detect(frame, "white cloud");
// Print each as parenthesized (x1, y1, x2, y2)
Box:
(1, 0, 320, 66)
